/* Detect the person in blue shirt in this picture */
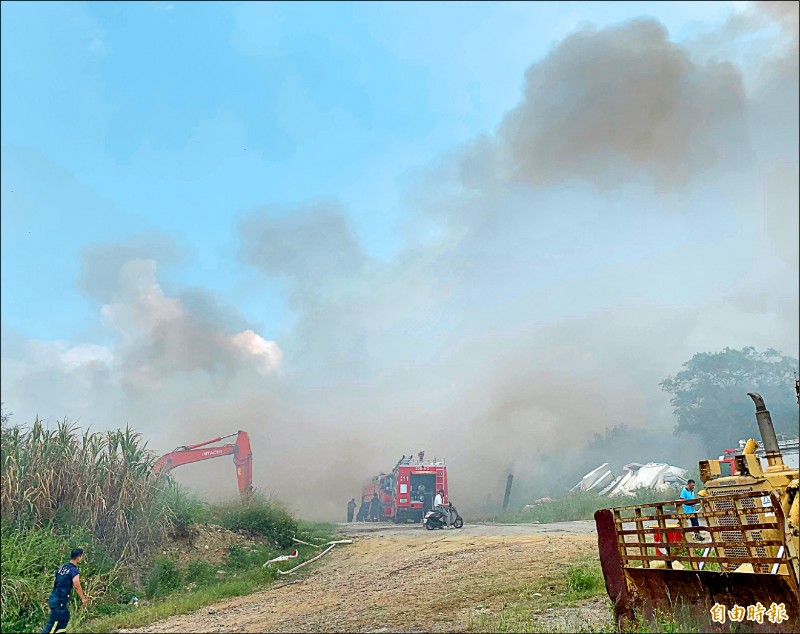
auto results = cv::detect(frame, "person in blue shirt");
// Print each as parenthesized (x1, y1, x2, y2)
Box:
(679, 479, 704, 541)
(41, 548, 88, 633)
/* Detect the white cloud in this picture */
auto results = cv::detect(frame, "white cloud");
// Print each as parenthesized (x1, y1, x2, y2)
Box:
(231, 330, 283, 375)
(60, 344, 113, 370)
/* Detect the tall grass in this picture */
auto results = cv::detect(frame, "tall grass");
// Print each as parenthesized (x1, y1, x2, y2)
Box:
(1, 419, 171, 559)
(158, 485, 211, 539)
(0, 522, 131, 632)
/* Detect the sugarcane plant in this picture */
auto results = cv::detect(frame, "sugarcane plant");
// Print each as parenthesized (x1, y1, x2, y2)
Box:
(0, 418, 172, 560)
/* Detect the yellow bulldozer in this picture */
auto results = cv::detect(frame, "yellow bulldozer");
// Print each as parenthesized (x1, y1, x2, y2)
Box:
(595, 386, 799, 632)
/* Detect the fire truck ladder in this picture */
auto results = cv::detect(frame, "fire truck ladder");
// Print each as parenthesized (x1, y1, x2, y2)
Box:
(435, 467, 445, 498)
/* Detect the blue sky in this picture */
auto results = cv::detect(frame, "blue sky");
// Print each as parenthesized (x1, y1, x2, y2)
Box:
(1, 0, 743, 344)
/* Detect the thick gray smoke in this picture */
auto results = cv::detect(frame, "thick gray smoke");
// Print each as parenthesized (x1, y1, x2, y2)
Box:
(499, 19, 747, 189)
(2, 6, 798, 519)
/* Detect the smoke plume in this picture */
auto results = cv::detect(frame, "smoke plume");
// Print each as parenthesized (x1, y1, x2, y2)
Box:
(499, 19, 747, 189)
(2, 7, 798, 519)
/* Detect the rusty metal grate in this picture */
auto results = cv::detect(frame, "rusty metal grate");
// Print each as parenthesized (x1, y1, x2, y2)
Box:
(709, 487, 769, 571)
(607, 490, 787, 573)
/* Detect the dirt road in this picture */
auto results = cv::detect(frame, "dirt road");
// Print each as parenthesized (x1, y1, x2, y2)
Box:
(126, 521, 607, 633)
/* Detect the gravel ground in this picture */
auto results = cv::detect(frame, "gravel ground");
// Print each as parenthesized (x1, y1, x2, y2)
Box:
(124, 521, 607, 633)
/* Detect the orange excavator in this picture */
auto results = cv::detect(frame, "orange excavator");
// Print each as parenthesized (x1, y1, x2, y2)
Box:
(153, 431, 254, 495)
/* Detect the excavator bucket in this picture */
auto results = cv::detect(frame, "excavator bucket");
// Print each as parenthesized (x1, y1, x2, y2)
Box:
(595, 491, 799, 632)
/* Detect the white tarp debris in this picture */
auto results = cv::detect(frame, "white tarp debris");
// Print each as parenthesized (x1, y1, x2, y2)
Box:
(571, 461, 688, 497)
(571, 463, 611, 492)
(598, 475, 622, 496)
(587, 469, 614, 492)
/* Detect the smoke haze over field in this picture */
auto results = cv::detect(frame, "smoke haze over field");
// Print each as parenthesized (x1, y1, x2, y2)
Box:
(2, 3, 798, 519)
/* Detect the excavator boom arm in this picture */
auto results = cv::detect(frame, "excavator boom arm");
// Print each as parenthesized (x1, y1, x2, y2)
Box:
(153, 431, 253, 495)
(233, 431, 253, 495)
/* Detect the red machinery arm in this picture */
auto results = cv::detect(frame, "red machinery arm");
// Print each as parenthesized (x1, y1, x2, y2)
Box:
(153, 431, 253, 495)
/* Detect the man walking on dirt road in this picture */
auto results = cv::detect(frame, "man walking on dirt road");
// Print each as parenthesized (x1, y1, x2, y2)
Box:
(42, 547, 88, 633)
(347, 498, 357, 522)
(434, 489, 452, 528)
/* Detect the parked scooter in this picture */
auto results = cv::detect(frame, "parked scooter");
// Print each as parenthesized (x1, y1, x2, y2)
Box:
(423, 502, 464, 530)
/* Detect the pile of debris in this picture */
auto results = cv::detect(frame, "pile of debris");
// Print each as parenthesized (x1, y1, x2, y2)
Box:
(571, 462, 687, 497)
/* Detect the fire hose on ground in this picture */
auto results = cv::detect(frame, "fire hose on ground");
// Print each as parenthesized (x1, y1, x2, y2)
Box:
(291, 537, 324, 548)
(263, 539, 354, 574)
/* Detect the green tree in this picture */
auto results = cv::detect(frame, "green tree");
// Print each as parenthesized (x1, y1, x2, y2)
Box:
(660, 347, 799, 452)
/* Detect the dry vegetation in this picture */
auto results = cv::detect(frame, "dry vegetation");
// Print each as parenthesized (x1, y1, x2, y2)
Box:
(0, 418, 324, 633)
(2, 419, 171, 558)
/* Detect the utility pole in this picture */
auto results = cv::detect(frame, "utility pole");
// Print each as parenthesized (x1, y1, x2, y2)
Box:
(502, 474, 513, 511)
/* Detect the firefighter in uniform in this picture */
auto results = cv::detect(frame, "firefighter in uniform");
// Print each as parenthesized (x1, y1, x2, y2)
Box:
(369, 492, 380, 521)
(42, 548, 88, 633)
(346, 498, 357, 522)
(357, 497, 368, 521)
(417, 484, 432, 512)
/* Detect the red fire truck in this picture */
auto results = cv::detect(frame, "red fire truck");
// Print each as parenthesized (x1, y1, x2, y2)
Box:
(362, 451, 448, 523)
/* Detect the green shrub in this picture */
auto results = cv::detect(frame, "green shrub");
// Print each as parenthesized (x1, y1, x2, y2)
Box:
(566, 564, 601, 595)
(145, 557, 183, 598)
(184, 560, 217, 587)
(212, 495, 297, 548)
(225, 544, 279, 571)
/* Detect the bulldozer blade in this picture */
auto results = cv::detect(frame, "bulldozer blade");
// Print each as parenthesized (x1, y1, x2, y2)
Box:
(596, 508, 798, 633)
